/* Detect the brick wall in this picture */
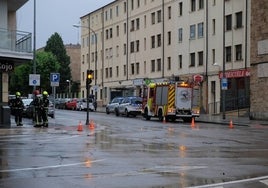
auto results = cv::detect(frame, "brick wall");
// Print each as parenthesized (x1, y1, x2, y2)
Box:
(250, 0, 268, 120)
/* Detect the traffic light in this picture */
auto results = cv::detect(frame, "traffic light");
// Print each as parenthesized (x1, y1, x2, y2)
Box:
(86, 69, 94, 89)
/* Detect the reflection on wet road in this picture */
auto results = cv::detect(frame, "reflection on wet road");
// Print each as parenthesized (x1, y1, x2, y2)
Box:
(0, 110, 267, 188)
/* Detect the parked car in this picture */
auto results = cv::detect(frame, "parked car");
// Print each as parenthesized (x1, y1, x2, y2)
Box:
(65, 98, 78, 110)
(55, 98, 70, 109)
(76, 98, 95, 111)
(25, 100, 54, 118)
(22, 98, 33, 117)
(115, 96, 143, 117)
(106, 97, 124, 114)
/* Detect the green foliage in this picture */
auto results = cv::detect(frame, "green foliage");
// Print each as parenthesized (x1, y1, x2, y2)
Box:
(36, 51, 60, 93)
(9, 51, 60, 95)
(44, 32, 72, 93)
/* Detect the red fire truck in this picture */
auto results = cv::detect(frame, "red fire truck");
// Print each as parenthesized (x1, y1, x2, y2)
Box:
(142, 81, 200, 122)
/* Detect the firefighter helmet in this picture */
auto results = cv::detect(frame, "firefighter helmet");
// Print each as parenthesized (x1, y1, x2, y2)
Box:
(33, 90, 40, 95)
(43, 91, 48, 96)
(15, 91, 21, 96)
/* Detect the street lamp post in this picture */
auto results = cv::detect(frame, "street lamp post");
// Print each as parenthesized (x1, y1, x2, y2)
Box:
(73, 24, 97, 125)
(222, 1, 226, 119)
(66, 80, 71, 98)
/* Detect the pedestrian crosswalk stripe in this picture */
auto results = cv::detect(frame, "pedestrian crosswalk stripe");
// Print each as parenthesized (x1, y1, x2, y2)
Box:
(260, 179, 268, 185)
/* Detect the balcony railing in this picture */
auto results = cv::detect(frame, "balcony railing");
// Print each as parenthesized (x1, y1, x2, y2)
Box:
(0, 28, 32, 53)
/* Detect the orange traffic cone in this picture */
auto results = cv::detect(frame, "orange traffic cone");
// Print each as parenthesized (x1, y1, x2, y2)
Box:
(229, 119, 234, 129)
(191, 117, 195, 128)
(77, 121, 83, 131)
(89, 120, 95, 130)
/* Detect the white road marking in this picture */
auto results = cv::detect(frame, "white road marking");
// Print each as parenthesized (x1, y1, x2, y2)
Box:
(187, 175, 268, 188)
(0, 159, 105, 173)
(260, 179, 268, 185)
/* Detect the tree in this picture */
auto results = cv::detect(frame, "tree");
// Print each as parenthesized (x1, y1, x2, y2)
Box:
(35, 51, 60, 93)
(44, 32, 72, 94)
(9, 51, 60, 95)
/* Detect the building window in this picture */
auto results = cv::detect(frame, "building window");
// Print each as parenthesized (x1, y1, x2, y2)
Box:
(131, 0, 134, 10)
(212, 19, 216, 35)
(130, 41, 135, 53)
(235, 44, 242, 61)
(110, 8, 113, 19)
(136, 18, 140, 30)
(190, 53, 195, 67)
(198, 22, 204, 38)
(124, 2, 127, 13)
(144, 61, 147, 74)
(167, 57, 171, 70)
(191, 0, 196, 12)
(199, 0, 204, 9)
(157, 34, 161, 47)
(157, 10, 161, 23)
(144, 15, 147, 28)
(151, 35, 155, 48)
(144, 38, 146, 51)
(131, 63, 135, 75)
(105, 68, 108, 78)
(236, 11, 242, 28)
(124, 23, 127, 34)
(226, 14, 232, 31)
(198, 51, 203, 66)
(225, 46, 232, 62)
(151, 12, 155, 24)
(110, 28, 113, 38)
(167, 31, 171, 45)
(109, 67, 112, 78)
(116, 66, 119, 77)
(212, 49, 215, 64)
(151, 59, 155, 72)
(116, 5, 119, 17)
(131, 20, 135, 31)
(116, 45, 119, 57)
(190, 24, 196, 39)
(157, 58, 161, 71)
(178, 28, 183, 42)
(136, 62, 140, 74)
(178, 55, 182, 69)
(136, 40, 140, 52)
(124, 43, 126, 55)
(168, 6, 171, 19)
(116, 25, 119, 36)
(124, 65, 126, 76)
(179, 2, 183, 16)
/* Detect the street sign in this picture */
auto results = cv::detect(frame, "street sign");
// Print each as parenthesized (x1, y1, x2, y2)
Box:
(29, 74, 40, 86)
(221, 78, 228, 90)
(50, 73, 60, 87)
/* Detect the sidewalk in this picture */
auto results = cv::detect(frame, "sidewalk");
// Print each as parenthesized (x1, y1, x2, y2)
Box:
(5, 107, 268, 129)
(95, 106, 268, 127)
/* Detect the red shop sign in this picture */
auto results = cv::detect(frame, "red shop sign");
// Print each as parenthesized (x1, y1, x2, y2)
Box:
(219, 69, 250, 79)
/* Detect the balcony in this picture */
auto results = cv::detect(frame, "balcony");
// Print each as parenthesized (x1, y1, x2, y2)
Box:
(0, 28, 33, 62)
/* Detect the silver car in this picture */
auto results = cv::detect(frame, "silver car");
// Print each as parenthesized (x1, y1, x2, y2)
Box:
(106, 97, 124, 114)
(115, 96, 142, 117)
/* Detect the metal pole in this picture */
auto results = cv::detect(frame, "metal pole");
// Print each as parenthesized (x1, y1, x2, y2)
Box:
(94, 33, 97, 101)
(33, 0, 36, 91)
(222, 1, 226, 119)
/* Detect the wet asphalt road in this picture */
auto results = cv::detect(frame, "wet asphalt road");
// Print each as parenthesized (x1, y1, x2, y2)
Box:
(0, 110, 268, 188)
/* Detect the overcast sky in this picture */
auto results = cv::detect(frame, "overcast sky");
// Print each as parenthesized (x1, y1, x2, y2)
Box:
(17, 0, 113, 49)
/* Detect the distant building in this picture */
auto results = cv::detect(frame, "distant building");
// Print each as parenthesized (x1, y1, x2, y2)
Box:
(250, 0, 268, 120)
(0, 0, 33, 127)
(65, 44, 81, 84)
(79, 0, 250, 113)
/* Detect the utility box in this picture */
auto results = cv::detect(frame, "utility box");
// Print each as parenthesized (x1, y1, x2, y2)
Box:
(0, 105, 11, 127)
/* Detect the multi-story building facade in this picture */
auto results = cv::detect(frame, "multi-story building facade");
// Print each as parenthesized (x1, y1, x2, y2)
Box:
(0, 0, 33, 126)
(79, 0, 250, 114)
(250, 0, 268, 120)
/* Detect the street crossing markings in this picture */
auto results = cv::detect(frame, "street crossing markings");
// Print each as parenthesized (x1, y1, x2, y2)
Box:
(260, 179, 268, 186)
(0, 159, 106, 173)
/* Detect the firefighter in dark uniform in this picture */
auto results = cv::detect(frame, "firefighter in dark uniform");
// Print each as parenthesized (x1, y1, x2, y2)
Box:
(13, 92, 24, 126)
(41, 91, 49, 127)
(33, 90, 42, 127)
